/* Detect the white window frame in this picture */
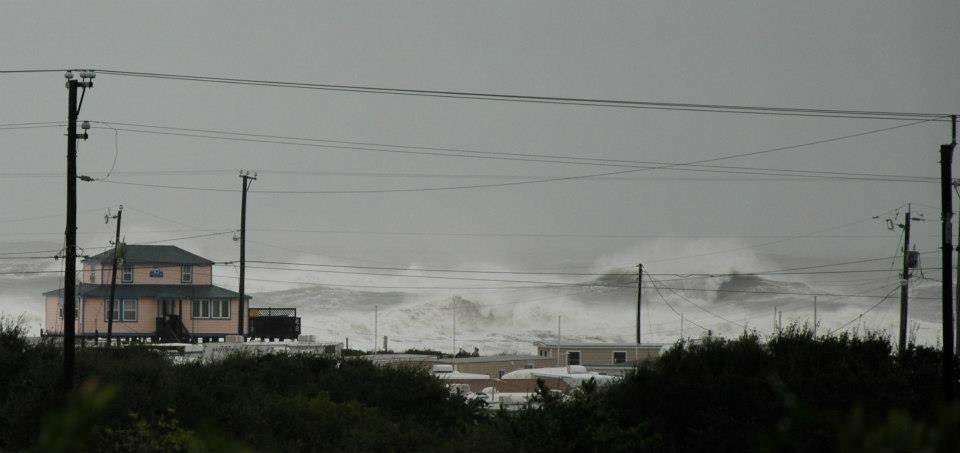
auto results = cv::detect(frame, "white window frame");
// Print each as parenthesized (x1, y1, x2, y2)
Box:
(122, 299, 137, 322)
(211, 299, 230, 319)
(181, 265, 193, 284)
(105, 298, 138, 322)
(192, 299, 229, 319)
(566, 350, 581, 366)
(612, 351, 627, 364)
(121, 266, 133, 283)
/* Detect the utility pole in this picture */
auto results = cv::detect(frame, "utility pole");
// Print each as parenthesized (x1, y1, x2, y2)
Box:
(954, 115, 960, 363)
(899, 204, 912, 352)
(637, 263, 643, 344)
(105, 206, 123, 346)
(813, 296, 818, 336)
(238, 171, 256, 338)
(374, 305, 378, 352)
(680, 313, 684, 339)
(557, 315, 561, 367)
(896, 204, 918, 352)
(944, 115, 957, 400)
(451, 298, 456, 358)
(62, 70, 93, 394)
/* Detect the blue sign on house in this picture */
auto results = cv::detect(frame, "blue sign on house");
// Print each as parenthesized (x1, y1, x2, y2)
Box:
(149, 269, 164, 278)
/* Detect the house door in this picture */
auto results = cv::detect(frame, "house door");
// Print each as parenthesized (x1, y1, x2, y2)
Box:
(160, 299, 177, 317)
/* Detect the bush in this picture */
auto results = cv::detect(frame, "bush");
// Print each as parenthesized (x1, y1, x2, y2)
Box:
(3, 320, 958, 452)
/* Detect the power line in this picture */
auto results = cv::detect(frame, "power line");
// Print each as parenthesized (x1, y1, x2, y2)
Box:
(653, 251, 941, 283)
(90, 120, 937, 183)
(0, 168, 923, 183)
(646, 272, 746, 328)
(244, 227, 917, 240)
(0, 69, 69, 74)
(240, 258, 929, 278)
(832, 285, 904, 332)
(129, 231, 234, 245)
(91, 119, 941, 194)
(640, 208, 905, 266)
(225, 263, 941, 299)
(0, 270, 65, 275)
(93, 69, 951, 120)
(0, 121, 64, 129)
(646, 275, 710, 332)
(0, 256, 57, 260)
(87, 123, 937, 185)
(211, 273, 557, 291)
(1, 68, 951, 119)
(0, 208, 105, 224)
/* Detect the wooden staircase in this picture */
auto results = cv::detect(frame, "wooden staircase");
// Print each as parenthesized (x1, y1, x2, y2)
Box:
(155, 315, 189, 343)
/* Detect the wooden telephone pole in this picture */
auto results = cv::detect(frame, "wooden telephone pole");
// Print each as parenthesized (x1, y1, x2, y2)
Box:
(896, 205, 922, 352)
(940, 115, 956, 400)
(106, 205, 123, 346)
(238, 171, 256, 337)
(636, 263, 643, 344)
(62, 70, 93, 393)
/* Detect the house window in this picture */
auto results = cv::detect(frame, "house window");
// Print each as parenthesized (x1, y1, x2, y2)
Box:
(105, 299, 137, 322)
(192, 300, 230, 319)
(613, 351, 627, 364)
(192, 300, 208, 318)
(211, 300, 230, 319)
(89, 268, 96, 283)
(121, 266, 133, 283)
(566, 351, 581, 366)
(122, 299, 137, 321)
(181, 265, 193, 284)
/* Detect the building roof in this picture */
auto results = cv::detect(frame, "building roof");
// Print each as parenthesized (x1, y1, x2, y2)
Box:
(534, 341, 666, 349)
(438, 355, 547, 364)
(364, 354, 439, 367)
(43, 283, 250, 300)
(84, 245, 214, 265)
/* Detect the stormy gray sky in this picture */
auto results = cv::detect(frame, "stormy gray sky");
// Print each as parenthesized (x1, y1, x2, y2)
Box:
(1, 0, 959, 295)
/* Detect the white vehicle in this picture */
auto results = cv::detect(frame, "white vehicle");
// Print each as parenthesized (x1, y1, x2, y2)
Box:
(500, 365, 620, 387)
(472, 386, 565, 411)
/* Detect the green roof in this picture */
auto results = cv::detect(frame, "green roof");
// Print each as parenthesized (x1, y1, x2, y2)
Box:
(44, 284, 250, 300)
(85, 245, 214, 265)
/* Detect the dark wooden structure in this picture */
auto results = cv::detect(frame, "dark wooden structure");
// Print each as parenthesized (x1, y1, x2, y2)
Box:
(248, 307, 301, 341)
